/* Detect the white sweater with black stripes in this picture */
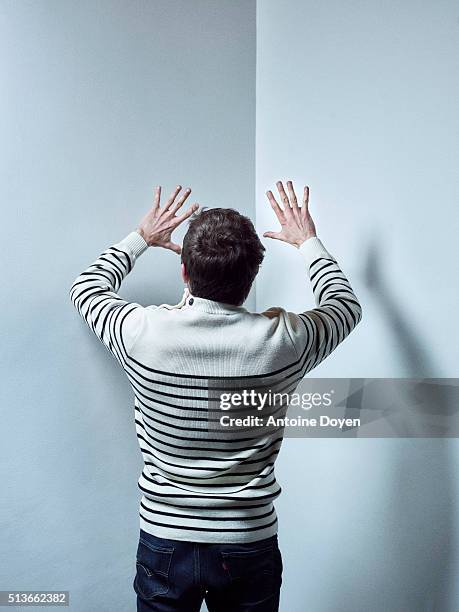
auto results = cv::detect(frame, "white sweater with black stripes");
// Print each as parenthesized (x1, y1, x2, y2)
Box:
(69, 231, 362, 543)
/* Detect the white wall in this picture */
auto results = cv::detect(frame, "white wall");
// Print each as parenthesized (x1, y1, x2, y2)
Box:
(0, 1, 255, 610)
(256, 1, 459, 610)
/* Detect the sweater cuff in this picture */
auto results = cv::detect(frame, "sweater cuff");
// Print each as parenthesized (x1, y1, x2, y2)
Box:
(299, 236, 334, 266)
(116, 231, 149, 259)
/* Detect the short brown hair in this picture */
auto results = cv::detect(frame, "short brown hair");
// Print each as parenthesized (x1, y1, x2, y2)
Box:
(181, 208, 265, 306)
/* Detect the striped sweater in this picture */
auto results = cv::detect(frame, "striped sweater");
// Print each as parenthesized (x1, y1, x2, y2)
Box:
(69, 230, 362, 543)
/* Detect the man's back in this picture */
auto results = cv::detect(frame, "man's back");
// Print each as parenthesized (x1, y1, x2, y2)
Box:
(71, 233, 361, 544)
(124, 293, 301, 543)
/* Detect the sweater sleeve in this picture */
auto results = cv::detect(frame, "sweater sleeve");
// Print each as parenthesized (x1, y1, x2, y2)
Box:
(69, 230, 149, 365)
(282, 236, 362, 374)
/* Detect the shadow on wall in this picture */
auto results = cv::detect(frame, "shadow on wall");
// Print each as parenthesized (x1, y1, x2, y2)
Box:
(361, 238, 455, 611)
(364, 240, 436, 377)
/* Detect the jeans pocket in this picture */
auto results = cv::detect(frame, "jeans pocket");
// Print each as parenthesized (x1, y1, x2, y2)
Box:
(133, 538, 174, 601)
(221, 544, 275, 581)
(220, 543, 280, 605)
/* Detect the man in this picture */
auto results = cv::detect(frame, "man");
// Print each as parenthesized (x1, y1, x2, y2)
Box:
(69, 180, 362, 611)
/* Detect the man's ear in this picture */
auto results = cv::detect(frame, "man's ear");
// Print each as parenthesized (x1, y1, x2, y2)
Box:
(181, 263, 189, 284)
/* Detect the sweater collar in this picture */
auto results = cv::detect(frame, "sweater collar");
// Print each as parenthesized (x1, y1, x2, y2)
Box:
(181, 287, 247, 315)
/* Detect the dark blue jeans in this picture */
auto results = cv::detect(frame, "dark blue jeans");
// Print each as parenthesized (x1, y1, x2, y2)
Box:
(133, 529, 283, 611)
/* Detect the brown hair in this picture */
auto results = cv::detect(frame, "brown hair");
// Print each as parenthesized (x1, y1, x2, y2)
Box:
(181, 208, 265, 306)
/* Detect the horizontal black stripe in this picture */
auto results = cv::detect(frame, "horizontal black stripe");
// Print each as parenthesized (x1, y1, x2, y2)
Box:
(138, 481, 282, 501)
(136, 432, 282, 464)
(140, 500, 275, 522)
(139, 511, 278, 533)
(143, 460, 276, 482)
(141, 499, 274, 511)
(141, 470, 277, 493)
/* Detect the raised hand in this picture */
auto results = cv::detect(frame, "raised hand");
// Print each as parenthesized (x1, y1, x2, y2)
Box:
(137, 185, 199, 254)
(263, 180, 317, 248)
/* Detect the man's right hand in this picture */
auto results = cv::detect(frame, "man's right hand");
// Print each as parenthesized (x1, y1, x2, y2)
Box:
(263, 180, 317, 248)
(137, 185, 199, 254)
